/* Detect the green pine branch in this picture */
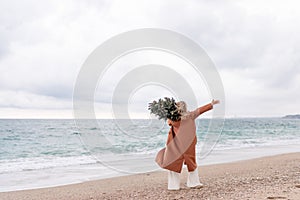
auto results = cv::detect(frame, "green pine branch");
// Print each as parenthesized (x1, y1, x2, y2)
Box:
(148, 97, 181, 121)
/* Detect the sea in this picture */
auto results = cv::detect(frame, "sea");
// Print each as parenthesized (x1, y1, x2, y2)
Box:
(0, 118, 299, 192)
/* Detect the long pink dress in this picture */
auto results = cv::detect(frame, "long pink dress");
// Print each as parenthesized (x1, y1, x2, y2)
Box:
(155, 103, 213, 173)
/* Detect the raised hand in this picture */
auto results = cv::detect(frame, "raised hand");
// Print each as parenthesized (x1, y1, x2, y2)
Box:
(211, 99, 220, 105)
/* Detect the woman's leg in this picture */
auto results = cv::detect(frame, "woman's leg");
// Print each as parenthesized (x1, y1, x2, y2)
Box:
(184, 143, 203, 188)
(168, 170, 181, 190)
(186, 167, 203, 188)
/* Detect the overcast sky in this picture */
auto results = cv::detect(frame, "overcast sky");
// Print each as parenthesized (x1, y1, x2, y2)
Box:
(0, 0, 300, 118)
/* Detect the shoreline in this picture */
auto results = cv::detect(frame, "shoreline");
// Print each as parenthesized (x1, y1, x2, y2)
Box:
(1, 144, 299, 193)
(1, 152, 299, 199)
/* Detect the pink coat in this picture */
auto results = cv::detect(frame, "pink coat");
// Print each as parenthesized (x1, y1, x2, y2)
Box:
(155, 103, 213, 173)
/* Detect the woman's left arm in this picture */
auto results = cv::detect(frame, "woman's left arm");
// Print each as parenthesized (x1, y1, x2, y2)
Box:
(193, 99, 220, 118)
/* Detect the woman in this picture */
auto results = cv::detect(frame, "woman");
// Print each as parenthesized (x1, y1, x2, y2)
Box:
(155, 99, 220, 190)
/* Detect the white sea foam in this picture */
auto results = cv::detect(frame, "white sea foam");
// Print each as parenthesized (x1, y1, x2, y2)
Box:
(0, 155, 97, 174)
(0, 118, 299, 192)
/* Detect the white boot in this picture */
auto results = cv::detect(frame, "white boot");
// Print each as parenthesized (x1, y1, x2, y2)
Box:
(186, 167, 203, 188)
(168, 170, 180, 190)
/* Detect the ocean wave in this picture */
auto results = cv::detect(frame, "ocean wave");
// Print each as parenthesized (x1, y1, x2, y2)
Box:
(0, 118, 299, 173)
(0, 155, 98, 174)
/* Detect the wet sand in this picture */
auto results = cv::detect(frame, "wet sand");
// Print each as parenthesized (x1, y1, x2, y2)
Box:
(1, 152, 299, 200)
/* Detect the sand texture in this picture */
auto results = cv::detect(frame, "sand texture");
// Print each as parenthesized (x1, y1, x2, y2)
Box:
(1, 153, 299, 200)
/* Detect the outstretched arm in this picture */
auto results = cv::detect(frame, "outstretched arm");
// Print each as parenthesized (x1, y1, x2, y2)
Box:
(193, 99, 220, 119)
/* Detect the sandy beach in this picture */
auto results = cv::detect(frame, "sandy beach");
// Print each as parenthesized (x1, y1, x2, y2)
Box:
(1, 152, 299, 200)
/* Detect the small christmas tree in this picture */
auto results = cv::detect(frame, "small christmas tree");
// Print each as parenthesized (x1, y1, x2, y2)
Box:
(148, 97, 181, 121)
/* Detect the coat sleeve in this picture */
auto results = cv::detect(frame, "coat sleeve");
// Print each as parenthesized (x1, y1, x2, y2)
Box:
(166, 128, 173, 145)
(191, 103, 213, 120)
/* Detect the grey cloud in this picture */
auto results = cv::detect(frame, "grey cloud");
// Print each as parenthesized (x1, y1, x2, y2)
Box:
(33, 84, 74, 99)
(0, 0, 300, 117)
(0, 25, 10, 59)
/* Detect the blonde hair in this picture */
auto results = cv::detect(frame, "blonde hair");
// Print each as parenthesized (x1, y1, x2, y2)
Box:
(176, 101, 189, 120)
